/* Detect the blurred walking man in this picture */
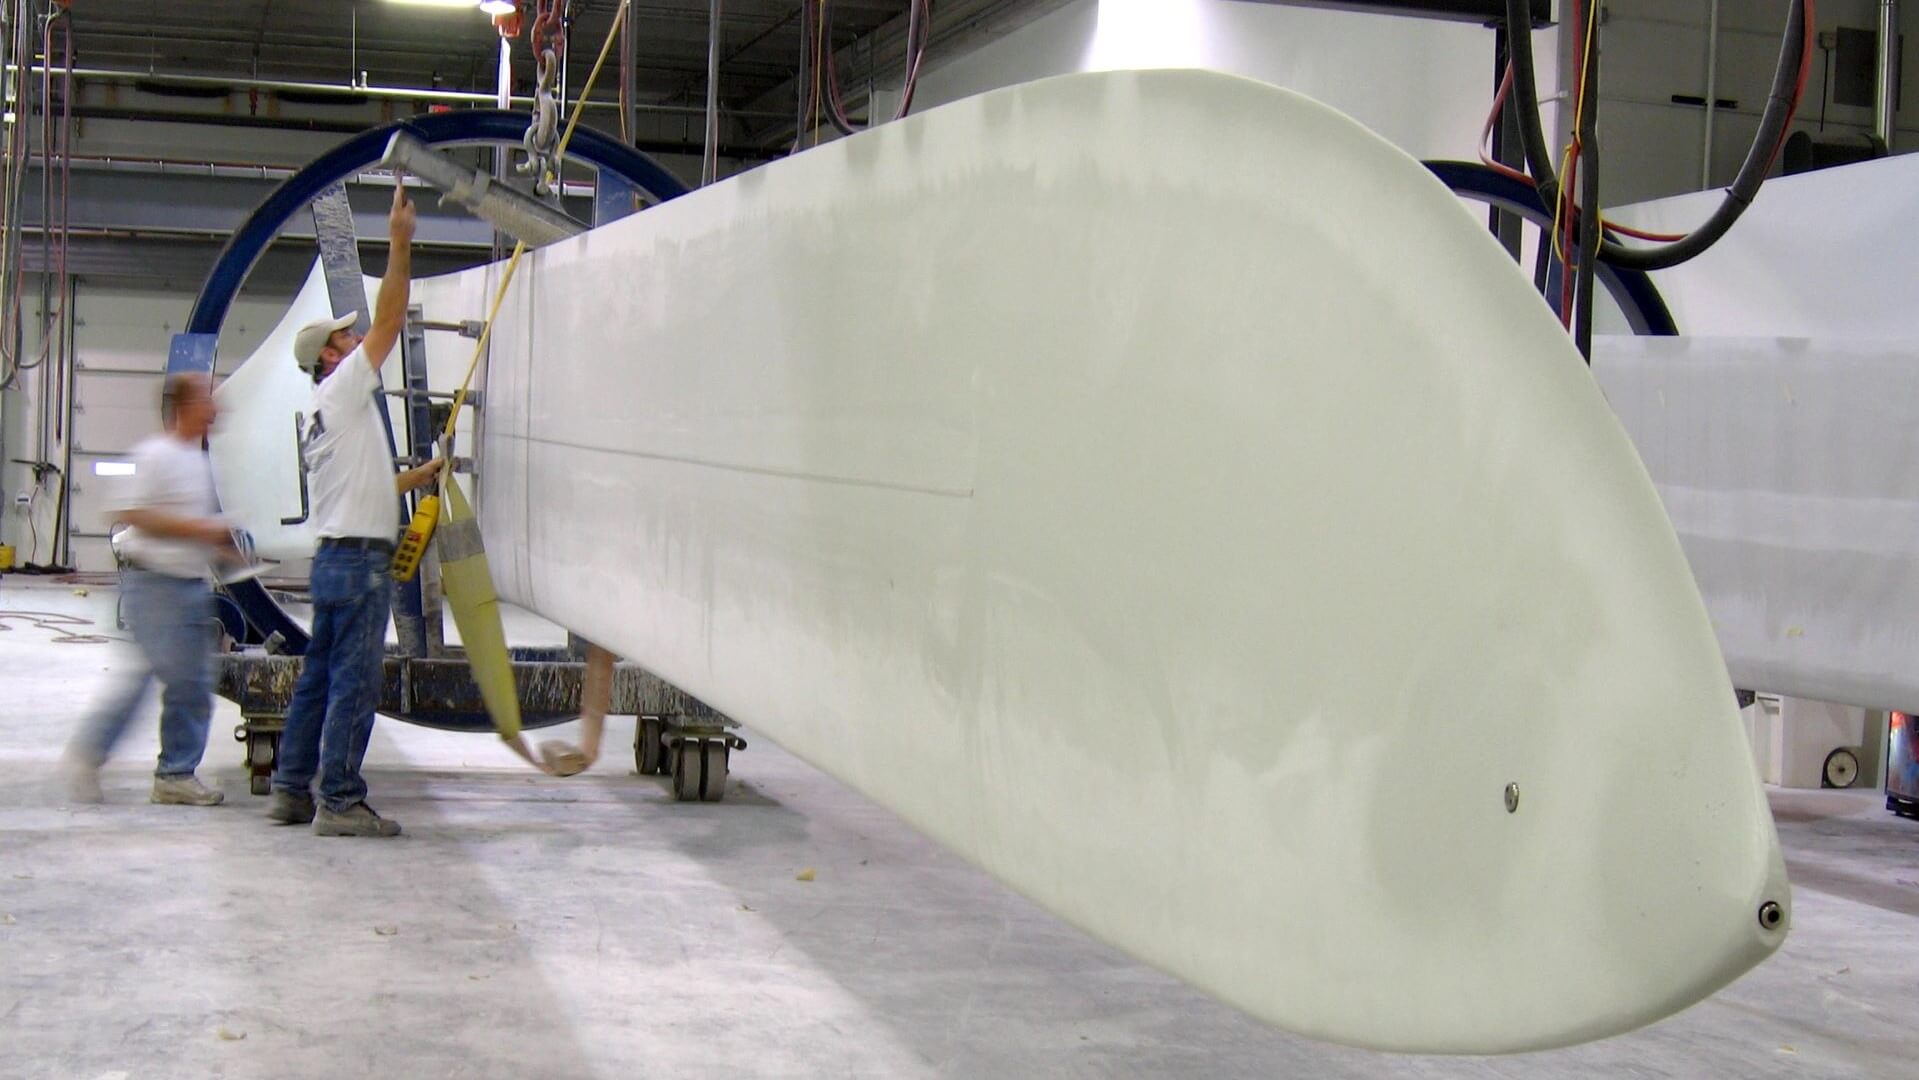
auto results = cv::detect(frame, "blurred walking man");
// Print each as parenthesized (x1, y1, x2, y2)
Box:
(66, 372, 231, 806)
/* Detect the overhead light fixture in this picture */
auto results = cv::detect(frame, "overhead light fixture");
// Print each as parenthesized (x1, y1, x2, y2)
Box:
(479, 1, 518, 13)
(1086, 0, 1213, 71)
(382, 0, 488, 10)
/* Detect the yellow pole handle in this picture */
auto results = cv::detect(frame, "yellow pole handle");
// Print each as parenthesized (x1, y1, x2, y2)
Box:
(438, 0, 632, 451)
(404, 0, 633, 582)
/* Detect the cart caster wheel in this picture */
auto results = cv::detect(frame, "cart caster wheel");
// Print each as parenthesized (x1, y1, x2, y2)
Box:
(699, 739, 728, 802)
(670, 741, 698, 800)
(671, 739, 729, 802)
(636, 716, 665, 776)
(244, 733, 277, 797)
(1823, 747, 1860, 789)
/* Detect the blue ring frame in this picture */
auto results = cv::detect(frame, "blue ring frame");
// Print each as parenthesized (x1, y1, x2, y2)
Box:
(1423, 160, 1679, 337)
(197, 111, 688, 655)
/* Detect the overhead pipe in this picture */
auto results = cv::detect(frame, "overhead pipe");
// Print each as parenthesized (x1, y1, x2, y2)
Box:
(61, 102, 784, 161)
(1, 63, 795, 122)
(381, 132, 588, 248)
(22, 151, 586, 197)
(1877, 0, 1898, 149)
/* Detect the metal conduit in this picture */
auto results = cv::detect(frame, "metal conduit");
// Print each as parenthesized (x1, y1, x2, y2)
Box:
(1, 63, 795, 122)
(1877, 0, 1899, 149)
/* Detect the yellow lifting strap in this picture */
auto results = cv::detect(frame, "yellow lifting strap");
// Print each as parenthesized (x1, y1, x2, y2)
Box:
(389, 0, 630, 584)
(389, 0, 633, 741)
(390, 238, 527, 583)
(435, 474, 522, 738)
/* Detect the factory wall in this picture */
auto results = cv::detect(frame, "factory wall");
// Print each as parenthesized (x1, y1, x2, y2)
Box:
(1587, 0, 1919, 206)
(1, 283, 286, 573)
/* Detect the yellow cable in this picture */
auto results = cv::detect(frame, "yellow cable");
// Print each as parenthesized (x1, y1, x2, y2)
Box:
(440, 239, 528, 445)
(399, 1, 632, 581)
(442, 0, 631, 449)
(544, 0, 630, 193)
(1552, 0, 1601, 264)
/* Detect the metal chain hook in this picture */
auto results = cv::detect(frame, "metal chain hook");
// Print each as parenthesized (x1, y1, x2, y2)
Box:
(518, 46, 561, 195)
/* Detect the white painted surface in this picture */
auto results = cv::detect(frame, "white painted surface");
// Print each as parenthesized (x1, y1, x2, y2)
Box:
(1607, 152, 1919, 337)
(1592, 334, 1919, 713)
(438, 71, 1787, 1052)
(1743, 694, 1785, 785)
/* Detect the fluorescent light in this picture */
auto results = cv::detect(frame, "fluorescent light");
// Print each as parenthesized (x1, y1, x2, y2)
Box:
(1086, 0, 1213, 71)
(383, 0, 485, 9)
(92, 461, 136, 477)
(479, 0, 517, 13)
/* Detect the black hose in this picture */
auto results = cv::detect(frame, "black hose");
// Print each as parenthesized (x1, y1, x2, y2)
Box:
(1504, 0, 1808, 272)
(819, 0, 932, 138)
(1573, 21, 1600, 361)
(819, 0, 861, 137)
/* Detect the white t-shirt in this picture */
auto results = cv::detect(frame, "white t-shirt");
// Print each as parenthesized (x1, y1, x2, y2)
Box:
(115, 434, 220, 580)
(301, 347, 400, 541)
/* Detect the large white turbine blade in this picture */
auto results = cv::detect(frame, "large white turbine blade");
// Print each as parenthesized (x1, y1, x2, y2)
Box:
(410, 69, 1787, 1053)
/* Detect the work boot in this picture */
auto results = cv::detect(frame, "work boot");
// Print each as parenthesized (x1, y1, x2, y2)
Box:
(264, 789, 316, 825)
(313, 801, 402, 838)
(151, 775, 225, 806)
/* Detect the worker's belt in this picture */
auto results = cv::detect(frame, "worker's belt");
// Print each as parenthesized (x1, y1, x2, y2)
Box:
(319, 536, 395, 555)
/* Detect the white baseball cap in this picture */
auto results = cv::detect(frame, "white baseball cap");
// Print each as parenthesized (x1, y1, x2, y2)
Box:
(293, 312, 360, 374)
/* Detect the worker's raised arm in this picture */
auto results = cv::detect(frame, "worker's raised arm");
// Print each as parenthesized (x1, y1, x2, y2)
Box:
(358, 179, 417, 371)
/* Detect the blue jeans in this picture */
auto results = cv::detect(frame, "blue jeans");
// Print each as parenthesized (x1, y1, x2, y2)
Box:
(273, 544, 390, 812)
(72, 569, 215, 777)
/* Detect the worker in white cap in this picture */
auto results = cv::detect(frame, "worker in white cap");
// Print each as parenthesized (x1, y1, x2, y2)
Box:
(266, 180, 441, 838)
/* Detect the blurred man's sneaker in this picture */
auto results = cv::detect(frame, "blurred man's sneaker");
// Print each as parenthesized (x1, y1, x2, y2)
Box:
(63, 758, 103, 804)
(151, 775, 225, 806)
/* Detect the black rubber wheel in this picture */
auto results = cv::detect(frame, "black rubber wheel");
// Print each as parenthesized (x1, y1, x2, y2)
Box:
(699, 740, 729, 802)
(671, 740, 702, 801)
(1822, 747, 1860, 789)
(635, 716, 665, 776)
(245, 734, 276, 796)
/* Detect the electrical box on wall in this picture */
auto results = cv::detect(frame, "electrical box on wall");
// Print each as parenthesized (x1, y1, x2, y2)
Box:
(1834, 25, 1903, 109)
(1231, 1, 1554, 26)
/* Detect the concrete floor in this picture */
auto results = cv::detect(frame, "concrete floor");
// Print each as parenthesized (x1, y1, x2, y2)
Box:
(1, 579, 1915, 1079)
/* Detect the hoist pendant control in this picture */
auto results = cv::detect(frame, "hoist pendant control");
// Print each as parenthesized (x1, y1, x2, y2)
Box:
(392, 494, 441, 582)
